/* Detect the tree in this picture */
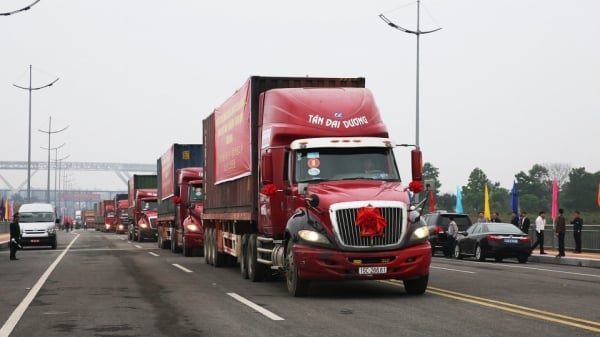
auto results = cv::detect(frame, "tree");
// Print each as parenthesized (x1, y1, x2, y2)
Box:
(462, 168, 489, 215)
(544, 162, 571, 186)
(515, 164, 551, 213)
(562, 168, 599, 212)
(422, 162, 440, 195)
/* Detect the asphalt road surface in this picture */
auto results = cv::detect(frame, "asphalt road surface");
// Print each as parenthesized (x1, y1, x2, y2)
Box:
(1, 230, 599, 337)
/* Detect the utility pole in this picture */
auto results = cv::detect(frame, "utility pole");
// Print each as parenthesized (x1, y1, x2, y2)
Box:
(379, 0, 441, 147)
(39, 116, 69, 203)
(14, 65, 59, 202)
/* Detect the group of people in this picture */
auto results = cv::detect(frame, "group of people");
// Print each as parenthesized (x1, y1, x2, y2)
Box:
(507, 209, 584, 257)
(471, 209, 584, 257)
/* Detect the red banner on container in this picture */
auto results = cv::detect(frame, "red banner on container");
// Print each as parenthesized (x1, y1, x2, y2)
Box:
(214, 80, 251, 184)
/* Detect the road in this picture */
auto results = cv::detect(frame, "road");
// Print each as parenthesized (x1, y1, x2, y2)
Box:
(1, 230, 599, 337)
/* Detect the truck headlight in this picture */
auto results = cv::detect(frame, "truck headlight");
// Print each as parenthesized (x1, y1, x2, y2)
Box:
(410, 226, 429, 241)
(298, 230, 330, 244)
(140, 223, 148, 229)
(186, 224, 200, 232)
(47, 227, 56, 234)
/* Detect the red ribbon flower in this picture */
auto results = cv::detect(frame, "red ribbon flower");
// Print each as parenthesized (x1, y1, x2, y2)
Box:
(355, 206, 387, 237)
(408, 180, 424, 194)
(173, 196, 181, 204)
(261, 183, 278, 196)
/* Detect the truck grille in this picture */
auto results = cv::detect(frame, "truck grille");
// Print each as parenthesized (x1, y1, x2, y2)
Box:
(331, 204, 404, 249)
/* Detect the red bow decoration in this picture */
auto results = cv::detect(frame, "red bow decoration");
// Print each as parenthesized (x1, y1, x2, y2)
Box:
(173, 196, 181, 204)
(355, 206, 387, 237)
(408, 180, 424, 194)
(261, 183, 278, 196)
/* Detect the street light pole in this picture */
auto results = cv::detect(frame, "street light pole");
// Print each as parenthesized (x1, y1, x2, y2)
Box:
(54, 152, 69, 205)
(39, 115, 68, 202)
(13, 65, 59, 202)
(379, 0, 441, 147)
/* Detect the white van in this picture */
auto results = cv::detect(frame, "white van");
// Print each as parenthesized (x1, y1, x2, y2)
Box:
(17, 203, 58, 249)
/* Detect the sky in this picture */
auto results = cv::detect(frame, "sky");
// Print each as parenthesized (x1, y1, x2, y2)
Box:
(1, 0, 599, 194)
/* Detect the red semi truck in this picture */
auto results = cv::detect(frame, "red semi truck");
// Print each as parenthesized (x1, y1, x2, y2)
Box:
(114, 193, 129, 234)
(156, 144, 204, 256)
(102, 199, 116, 232)
(127, 174, 158, 242)
(202, 76, 431, 297)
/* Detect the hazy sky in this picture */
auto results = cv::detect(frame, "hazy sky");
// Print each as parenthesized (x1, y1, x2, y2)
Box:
(1, 0, 598, 193)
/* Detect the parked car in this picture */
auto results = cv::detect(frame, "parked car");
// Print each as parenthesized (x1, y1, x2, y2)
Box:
(423, 211, 472, 256)
(454, 222, 531, 263)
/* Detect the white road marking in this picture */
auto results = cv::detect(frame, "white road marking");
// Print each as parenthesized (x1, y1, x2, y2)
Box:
(134, 245, 142, 249)
(149, 252, 159, 257)
(0, 234, 80, 337)
(431, 266, 476, 274)
(172, 264, 193, 273)
(227, 293, 285, 321)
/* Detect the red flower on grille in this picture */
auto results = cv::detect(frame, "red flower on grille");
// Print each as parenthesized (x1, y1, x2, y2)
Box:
(261, 183, 278, 196)
(173, 196, 181, 204)
(408, 180, 424, 194)
(355, 206, 387, 237)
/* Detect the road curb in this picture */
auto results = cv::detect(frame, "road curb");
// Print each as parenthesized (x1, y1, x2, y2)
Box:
(529, 254, 600, 268)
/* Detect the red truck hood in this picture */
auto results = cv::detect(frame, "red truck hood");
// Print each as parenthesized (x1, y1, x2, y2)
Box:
(305, 180, 410, 208)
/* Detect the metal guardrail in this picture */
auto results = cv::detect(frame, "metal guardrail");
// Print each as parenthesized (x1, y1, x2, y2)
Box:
(531, 224, 600, 253)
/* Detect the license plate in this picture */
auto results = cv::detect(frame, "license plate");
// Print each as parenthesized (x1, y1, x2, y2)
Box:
(358, 266, 387, 275)
(504, 239, 518, 243)
(31, 239, 40, 243)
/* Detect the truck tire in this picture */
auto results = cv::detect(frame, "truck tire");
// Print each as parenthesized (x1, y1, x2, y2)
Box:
(203, 228, 211, 264)
(240, 234, 249, 279)
(213, 229, 225, 267)
(247, 234, 265, 282)
(403, 274, 429, 295)
(183, 241, 192, 257)
(285, 242, 309, 297)
(137, 231, 143, 242)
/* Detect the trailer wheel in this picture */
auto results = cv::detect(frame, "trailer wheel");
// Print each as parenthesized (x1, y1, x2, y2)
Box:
(403, 274, 429, 295)
(247, 234, 264, 282)
(240, 234, 249, 279)
(286, 242, 309, 297)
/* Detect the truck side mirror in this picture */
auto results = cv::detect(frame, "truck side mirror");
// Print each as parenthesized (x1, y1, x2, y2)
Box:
(261, 152, 273, 184)
(411, 148, 423, 182)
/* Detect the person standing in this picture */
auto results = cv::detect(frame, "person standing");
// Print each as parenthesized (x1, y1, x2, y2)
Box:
(476, 212, 487, 223)
(520, 211, 531, 235)
(510, 211, 519, 227)
(447, 216, 459, 257)
(9, 213, 21, 261)
(555, 208, 566, 257)
(530, 211, 546, 254)
(571, 210, 583, 253)
(491, 212, 501, 223)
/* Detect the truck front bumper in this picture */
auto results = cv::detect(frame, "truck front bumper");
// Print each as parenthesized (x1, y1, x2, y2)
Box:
(293, 242, 431, 281)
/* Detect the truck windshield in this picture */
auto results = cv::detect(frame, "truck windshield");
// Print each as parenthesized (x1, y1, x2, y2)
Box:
(142, 201, 158, 211)
(294, 147, 401, 183)
(189, 185, 204, 202)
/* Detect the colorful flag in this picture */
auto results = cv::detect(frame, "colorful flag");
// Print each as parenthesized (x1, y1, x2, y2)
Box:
(0, 198, 4, 221)
(511, 181, 519, 215)
(455, 186, 463, 213)
(428, 190, 436, 213)
(551, 179, 558, 220)
(597, 183, 600, 208)
(484, 184, 491, 220)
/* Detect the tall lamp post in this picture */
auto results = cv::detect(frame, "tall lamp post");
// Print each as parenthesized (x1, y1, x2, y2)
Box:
(54, 152, 69, 205)
(57, 154, 69, 218)
(14, 65, 59, 202)
(39, 116, 68, 202)
(379, 0, 441, 147)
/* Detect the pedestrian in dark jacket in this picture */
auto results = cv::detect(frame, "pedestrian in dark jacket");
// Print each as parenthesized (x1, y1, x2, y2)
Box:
(519, 211, 531, 235)
(10, 213, 21, 261)
(571, 211, 583, 253)
(555, 208, 566, 257)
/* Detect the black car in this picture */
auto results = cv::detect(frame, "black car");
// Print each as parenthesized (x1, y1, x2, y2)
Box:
(454, 222, 531, 263)
(423, 212, 472, 256)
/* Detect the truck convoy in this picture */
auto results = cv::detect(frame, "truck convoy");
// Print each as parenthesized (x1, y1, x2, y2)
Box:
(114, 193, 129, 234)
(156, 144, 204, 256)
(127, 174, 158, 242)
(83, 209, 96, 230)
(201, 76, 430, 296)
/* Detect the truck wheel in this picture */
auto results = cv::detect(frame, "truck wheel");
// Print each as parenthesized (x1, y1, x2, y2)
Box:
(183, 242, 192, 257)
(240, 234, 249, 279)
(285, 242, 309, 297)
(247, 234, 265, 282)
(213, 229, 225, 267)
(203, 228, 210, 264)
(403, 274, 429, 295)
(138, 232, 143, 242)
